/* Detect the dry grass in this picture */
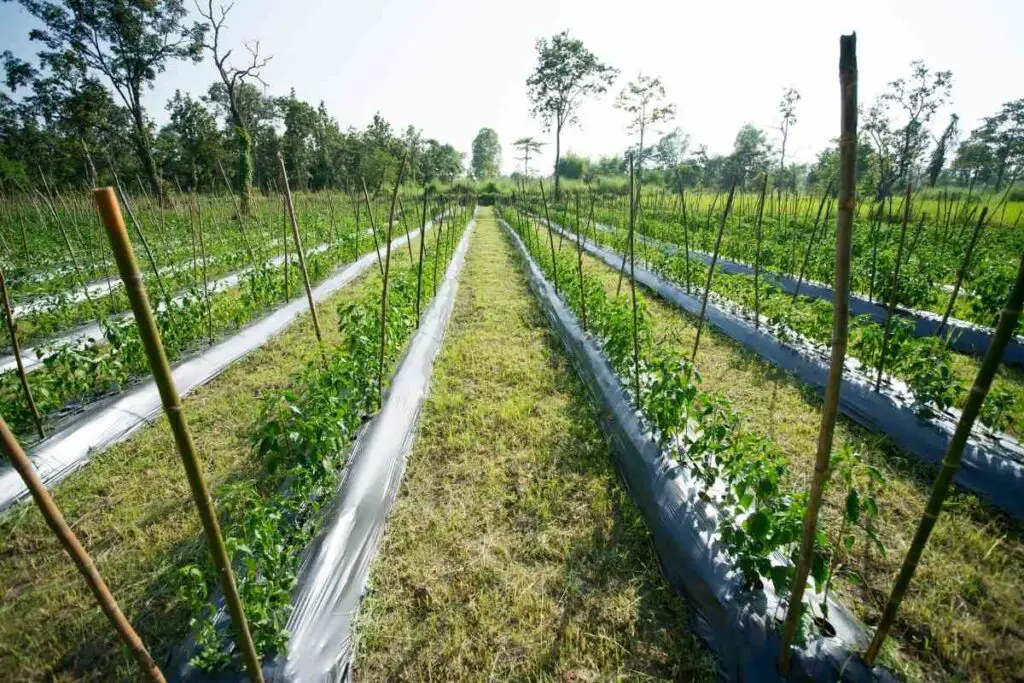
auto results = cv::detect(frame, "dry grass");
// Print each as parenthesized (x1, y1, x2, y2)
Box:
(354, 211, 715, 681)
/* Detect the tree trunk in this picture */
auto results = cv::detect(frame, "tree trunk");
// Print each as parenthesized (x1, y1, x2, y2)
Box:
(128, 102, 162, 201)
(554, 121, 562, 202)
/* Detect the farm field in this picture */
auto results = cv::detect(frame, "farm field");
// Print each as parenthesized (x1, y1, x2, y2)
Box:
(1, 2, 1023, 681)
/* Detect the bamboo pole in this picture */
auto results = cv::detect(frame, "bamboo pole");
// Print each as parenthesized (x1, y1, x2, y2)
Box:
(376, 153, 408, 408)
(397, 194, 415, 265)
(628, 157, 641, 404)
(691, 178, 737, 370)
(753, 173, 768, 330)
(360, 178, 385, 277)
(779, 34, 857, 672)
(277, 153, 323, 344)
(193, 196, 214, 343)
(415, 189, 428, 326)
(92, 187, 264, 683)
(0, 267, 45, 439)
(937, 207, 988, 337)
(538, 179, 560, 294)
(680, 187, 691, 294)
(282, 196, 290, 300)
(864, 249, 1024, 664)
(0, 417, 165, 682)
(791, 180, 834, 302)
(875, 182, 912, 391)
(574, 192, 588, 332)
(217, 158, 260, 272)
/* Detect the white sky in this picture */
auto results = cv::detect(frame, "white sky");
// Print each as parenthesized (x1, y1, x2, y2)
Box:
(2, 0, 1022, 175)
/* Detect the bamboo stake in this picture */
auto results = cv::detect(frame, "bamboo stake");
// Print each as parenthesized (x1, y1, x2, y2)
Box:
(779, 34, 857, 672)
(628, 157, 641, 404)
(875, 182, 913, 391)
(193, 197, 214, 343)
(415, 189, 428, 326)
(937, 207, 988, 337)
(538, 179, 560, 294)
(753, 173, 768, 330)
(92, 187, 264, 683)
(376, 153, 409, 408)
(864, 249, 1024, 664)
(397, 194, 415, 265)
(791, 181, 834, 302)
(217, 158, 260, 272)
(0, 418, 165, 681)
(0, 267, 45, 438)
(277, 153, 323, 344)
(360, 178, 385, 276)
(680, 187, 691, 294)
(691, 178, 737, 370)
(574, 192, 588, 332)
(282, 196, 290, 300)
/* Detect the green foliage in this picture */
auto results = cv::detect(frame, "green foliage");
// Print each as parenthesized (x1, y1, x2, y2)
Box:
(471, 127, 501, 180)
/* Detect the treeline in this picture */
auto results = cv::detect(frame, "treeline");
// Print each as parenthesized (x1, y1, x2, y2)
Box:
(0, 0, 464, 198)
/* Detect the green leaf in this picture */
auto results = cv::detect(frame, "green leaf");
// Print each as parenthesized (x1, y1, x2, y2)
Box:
(845, 488, 861, 524)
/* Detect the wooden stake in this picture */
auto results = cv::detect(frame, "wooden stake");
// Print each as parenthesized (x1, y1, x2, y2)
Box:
(538, 179, 560, 294)
(193, 196, 214, 343)
(360, 178, 385, 277)
(277, 153, 323, 344)
(92, 187, 264, 683)
(779, 33, 857, 672)
(376, 153, 409, 408)
(415, 189, 428, 326)
(628, 157, 641, 404)
(574, 192, 588, 332)
(0, 267, 45, 439)
(753, 173, 768, 330)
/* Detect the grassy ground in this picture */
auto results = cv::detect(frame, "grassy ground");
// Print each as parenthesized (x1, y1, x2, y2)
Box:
(0, 235, 421, 681)
(355, 210, 715, 681)
(540, 217, 1024, 682)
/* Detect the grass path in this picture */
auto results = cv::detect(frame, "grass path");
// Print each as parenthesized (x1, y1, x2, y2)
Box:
(546, 217, 1024, 683)
(0, 234, 421, 681)
(355, 209, 714, 681)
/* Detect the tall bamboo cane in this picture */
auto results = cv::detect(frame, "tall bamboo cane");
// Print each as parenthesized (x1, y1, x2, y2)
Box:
(937, 207, 988, 337)
(415, 189, 428, 326)
(376, 153, 409, 408)
(360, 178, 385, 277)
(574, 191, 588, 332)
(538, 179, 560, 294)
(753, 173, 768, 330)
(0, 267, 44, 438)
(778, 33, 857, 672)
(0, 418, 165, 682)
(628, 157, 641, 404)
(864, 248, 1024, 664)
(875, 181, 912, 391)
(92, 187, 264, 683)
(277, 153, 324, 345)
(690, 178, 737, 369)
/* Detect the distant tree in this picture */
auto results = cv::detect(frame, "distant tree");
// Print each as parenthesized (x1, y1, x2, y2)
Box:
(196, 0, 271, 213)
(954, 100, 1024, 191)
(926, 114, 959, 187)
(418, 139, 463, 185)
(777, 87, 800, 183)
(471, 127, 500, 179)
(593, 154, 625, 177)
(555, 152, 588, 180)
(278, 89, 318, 190)
(15, 0, 205, 197)
(883, 60, 953, 184)
(614, 73, 675, 188)
(729, 124, 772, 187)
(653, 127, 690, 171)
(526, 30, 617, 198)
(512, 136, 545, 178)
(157, 90, 222, 190)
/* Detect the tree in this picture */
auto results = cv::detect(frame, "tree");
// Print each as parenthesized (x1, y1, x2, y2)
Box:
(926, 114, 958, 187)
(614, 73, 676, 182)
(156, 90, 221, 190)
(653, 127, 690, 172)
(777, 87, 800, 181)
(882, 60, 953, 184)
(729, 124, 772, 187)
(418, 139, 463, 185)
(278, 89, 318, 190)
(512, 136, 544, 179)
(16, 0, 205, 198)
(555, 152, 587, 180)
(954, 100, 1024, 191)
(196, 0, 272, 214)
(526, 30, 617, 199)
(471, 127, 500, 179)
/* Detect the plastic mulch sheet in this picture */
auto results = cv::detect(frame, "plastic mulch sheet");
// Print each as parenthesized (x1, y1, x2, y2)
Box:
(172, 217, 474, 683)
(500, 217, 894, 683)
(599, 222, 1024, 367)
(541, 217, 1024, 522)
(0, 221, 442, 513)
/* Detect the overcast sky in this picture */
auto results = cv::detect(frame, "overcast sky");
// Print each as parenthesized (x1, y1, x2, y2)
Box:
(2, 0, 1022, 175)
